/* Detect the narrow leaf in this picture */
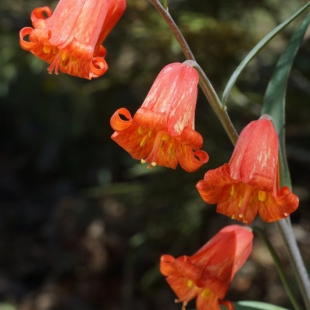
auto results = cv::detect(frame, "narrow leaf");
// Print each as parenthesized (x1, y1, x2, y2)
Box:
(262, 13, 310, 188)
(233, 301, 288, 310)
(222, 2, 310, 106)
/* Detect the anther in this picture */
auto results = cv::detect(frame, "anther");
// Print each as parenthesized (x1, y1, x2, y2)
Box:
(62, 51, 68, 61)
(230, 185, 235, 196)
(140, 135, 148, 146)
(258, 190, 266, 202)
(43, 45, 51, 53)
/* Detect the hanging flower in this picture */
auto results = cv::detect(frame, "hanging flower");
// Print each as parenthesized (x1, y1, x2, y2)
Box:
(160, 225, 253, 310)
(19, 0, 126, 79)
(196, 115, 299, 224)
(110, 62, 209, 172)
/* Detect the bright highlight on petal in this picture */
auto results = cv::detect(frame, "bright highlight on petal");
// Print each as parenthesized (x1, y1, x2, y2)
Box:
(110, 62, 209, 172)
(160, 225, 253, 310)
(19, 0, 126, 79)
(196, 115, 299, 224)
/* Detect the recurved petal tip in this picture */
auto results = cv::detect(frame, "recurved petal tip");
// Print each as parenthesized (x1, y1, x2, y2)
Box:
(160, 254, 176, 276)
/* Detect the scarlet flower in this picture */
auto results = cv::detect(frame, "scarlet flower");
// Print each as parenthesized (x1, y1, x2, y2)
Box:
(19, 0, 126, 79)
(110, 62, 209, 172)
(196, 115, 299, 224)
(160, 225, 253, 310)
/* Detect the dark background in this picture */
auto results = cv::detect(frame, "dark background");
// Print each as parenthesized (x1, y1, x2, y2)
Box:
(1, 0, 310, 309)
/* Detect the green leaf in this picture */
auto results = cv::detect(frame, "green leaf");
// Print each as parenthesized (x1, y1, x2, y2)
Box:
(196, 301, 289, 310)
(262, 13, 310, 188)
(229, 301, 289, 310)
(222, 2, 310, 106)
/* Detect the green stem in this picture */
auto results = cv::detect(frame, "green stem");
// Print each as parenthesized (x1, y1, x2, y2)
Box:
(275, 218, 310, 310)
(184, 60, 238, 144)
(149, 0, 196, 60)
(253, 227, 303, 310)
(148, 0, 238, 144)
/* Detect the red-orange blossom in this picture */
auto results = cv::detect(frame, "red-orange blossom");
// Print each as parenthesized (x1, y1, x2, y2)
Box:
(19, 0, 126, 79)
(110, 62, 209, 172)
(197, 115, 299, 224)
(160, 225, 253, 310)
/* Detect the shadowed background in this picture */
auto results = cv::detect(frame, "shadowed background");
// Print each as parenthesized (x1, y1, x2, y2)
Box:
(1, 0, 310, 309)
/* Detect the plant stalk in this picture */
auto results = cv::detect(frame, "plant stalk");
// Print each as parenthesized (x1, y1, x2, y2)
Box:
(275, 218, 310, 310)
(254, 227, 303, 310)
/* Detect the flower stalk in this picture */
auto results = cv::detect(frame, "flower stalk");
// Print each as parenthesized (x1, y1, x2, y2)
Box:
(275, 218, 310, 310)
(253, 226, 303, 310)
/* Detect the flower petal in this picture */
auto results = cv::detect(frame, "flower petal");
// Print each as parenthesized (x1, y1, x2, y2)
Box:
(166, 274, 201, 303)
(196, 289, 222, 310)
(89, 57, 108, 77)
(19, 27, 37, 50)
(178, 126, 203, 150)
(196, 164, 232, 204)
(216, 183, 259, 224)
(229, 118, 279, 187)
(259, 186, 299, 222)
(98, 0, 127, 43)
(178, 147, 209, 173)
(134, 108, 166, 132)
(110, 108, 133, 131)
(160, 255, 176, 276)
(219, 300, 234, 310)
(191, 225, 253, 297)
(46, 0, 87, 47)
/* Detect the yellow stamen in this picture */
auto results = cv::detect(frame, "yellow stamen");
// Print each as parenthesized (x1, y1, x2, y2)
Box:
(187, 280, 194, 288)
(231, 215, 236, 219)
(168, 144, 175, 156)
(160, 134, 169, 148)
(43, 45, 51, 54)
(141, 159, 146, 164)
(239, 214, 243, 218)
(140, 135, 148, 147)
(148, 130, 153, 137)
(151, 162, 156, 167)
(61, 51, 68, 61)
(230, 185, 236, 196)
(138, 126, 145, 135)
(258, 190, 267, 202)
(162, 133, 169, 141)
(238, 198, 243, 207)
(201, 289, 211, 298)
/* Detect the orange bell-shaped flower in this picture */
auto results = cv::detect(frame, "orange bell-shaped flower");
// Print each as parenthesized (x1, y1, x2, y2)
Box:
(160, 225, 253, 310)
(196, 115, 299, 224)
(110, 62, 209, 172)
(19, 0, 126, 79)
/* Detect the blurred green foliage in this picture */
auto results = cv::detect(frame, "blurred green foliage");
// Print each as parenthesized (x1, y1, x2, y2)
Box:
(0, 0, 310, 309)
